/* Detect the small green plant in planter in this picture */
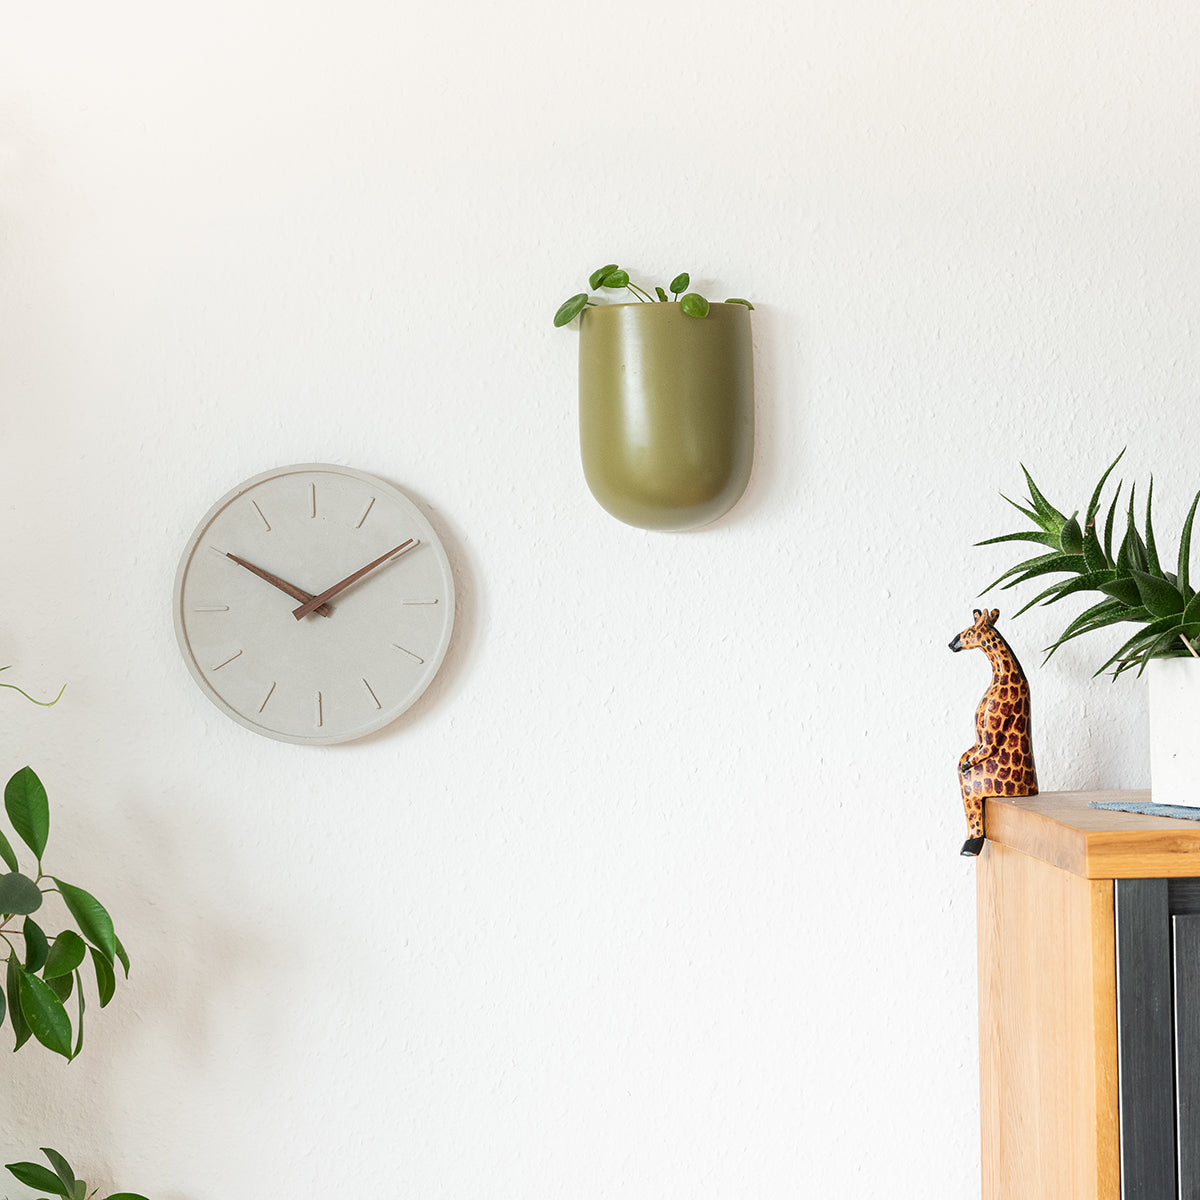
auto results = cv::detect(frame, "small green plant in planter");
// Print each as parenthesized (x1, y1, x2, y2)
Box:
(556, 263, 756, 531)
(554, 264, 754, 327)
(4, 1146, 148, 1200)
(0, 764, 130, 1058)
(977, 450, 1200, 677)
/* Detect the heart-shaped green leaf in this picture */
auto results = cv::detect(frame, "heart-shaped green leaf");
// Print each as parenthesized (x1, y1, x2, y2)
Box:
(599, 268, 628, 288)
(680, 293, 709, 318)
(0, 872, 43, 916)
(724, 297, 755, 309)
(15, 969, 72, 1058)
(53, 880, 116, 964)
(553, 294, 589, 328)
(4, 767, 49, 863)
(44, 930, 86, 980)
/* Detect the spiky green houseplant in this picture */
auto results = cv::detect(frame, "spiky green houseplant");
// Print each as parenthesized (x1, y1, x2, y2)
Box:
(4, 1146, 148, 1200)
(978, 451, 1200, 678)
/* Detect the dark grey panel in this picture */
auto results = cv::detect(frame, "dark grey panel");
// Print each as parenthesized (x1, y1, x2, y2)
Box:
(1115, 878, 1176, 1200)
(1169, 878, 1200, 916)
(1174, 915, 1200, 1200)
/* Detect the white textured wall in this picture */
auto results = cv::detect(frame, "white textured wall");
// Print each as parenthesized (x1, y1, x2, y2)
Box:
(3, 2, 1200, 1196)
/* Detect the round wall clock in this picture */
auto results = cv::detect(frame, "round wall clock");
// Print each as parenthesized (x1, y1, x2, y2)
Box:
(173, 464, 455, 744)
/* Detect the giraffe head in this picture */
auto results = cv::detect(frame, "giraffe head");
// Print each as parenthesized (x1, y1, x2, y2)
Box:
(949, 608, 1000, 653)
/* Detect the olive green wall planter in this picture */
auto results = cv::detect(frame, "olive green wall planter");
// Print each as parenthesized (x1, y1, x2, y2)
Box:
(578, 302, 754, 531)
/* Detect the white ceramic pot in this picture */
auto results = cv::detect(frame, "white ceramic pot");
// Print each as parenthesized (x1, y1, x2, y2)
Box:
(1149, 657, 1200, 807)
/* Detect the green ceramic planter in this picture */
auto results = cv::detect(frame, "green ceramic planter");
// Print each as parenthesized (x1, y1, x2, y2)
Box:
(578, 302, 754, 531)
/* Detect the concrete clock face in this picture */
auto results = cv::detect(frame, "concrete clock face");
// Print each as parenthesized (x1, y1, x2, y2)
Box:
(173, 464, 455, 744)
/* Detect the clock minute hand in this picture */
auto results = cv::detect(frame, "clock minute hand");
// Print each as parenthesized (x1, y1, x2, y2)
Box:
(292, 539, 419, 621)
(226, 553, 333, 617)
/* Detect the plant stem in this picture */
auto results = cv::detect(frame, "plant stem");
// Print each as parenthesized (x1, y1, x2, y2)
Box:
(625, 283, 655, 303)
(0, 667, 65, 706)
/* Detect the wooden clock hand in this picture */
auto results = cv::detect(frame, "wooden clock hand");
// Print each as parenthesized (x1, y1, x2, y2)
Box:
(292, 539, 419, 620)
(226, 553, 333, 617)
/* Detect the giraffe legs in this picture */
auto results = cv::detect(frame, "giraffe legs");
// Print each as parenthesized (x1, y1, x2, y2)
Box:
(959, 754, 987, 857)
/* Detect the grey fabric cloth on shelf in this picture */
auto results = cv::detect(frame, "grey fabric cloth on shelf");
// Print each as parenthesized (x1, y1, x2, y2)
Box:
(1089, 799, 1200, 821)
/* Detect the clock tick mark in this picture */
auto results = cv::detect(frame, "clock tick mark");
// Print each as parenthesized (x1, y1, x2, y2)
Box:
(362, 678, 382, 709)
(355, 497, 376, 529)
(402, 599, 440, 606)
(392, 644, 425, 664)
(315, 690, 324, 727)
(310, 483, 317, 519)
(211, 650, 244, 671)
(192, 604, 230, 613)
(259, 682, 277, 713)
(252, 500, 271, 531)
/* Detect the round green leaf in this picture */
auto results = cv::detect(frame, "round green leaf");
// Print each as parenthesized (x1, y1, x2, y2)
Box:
(0, 872, 44, 916)
(669, 272, 690, 294)
(588, 263, 618, 289)
(53, 879, 116, 964)
(106, 1193, 152, 1200)
(599, 268, 628, 288)
(24, 917, 48, 972)
(16, 968, 72, 1057)
(680, 293, 710, 318)
(44, 930, 86, 980)
(724, 297, 755, 309)
(554, 294, 589, 328)
(4, 1160, 70, 1196)
(4, 767, 49, 862)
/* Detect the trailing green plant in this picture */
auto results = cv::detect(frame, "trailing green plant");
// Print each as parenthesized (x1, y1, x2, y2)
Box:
(0, 667, 64, 708)
(0, 766, 129, 1059)
(4, 1146, 148, 1200)
(554, 264, 754, 327)
(977, 450, 1200, 678)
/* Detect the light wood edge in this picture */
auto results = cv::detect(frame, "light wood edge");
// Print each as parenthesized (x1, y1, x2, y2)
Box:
(976, 847, 1120, 1199)
(1088, 878, 1120, 1200)
(986, 792, 1200, 879)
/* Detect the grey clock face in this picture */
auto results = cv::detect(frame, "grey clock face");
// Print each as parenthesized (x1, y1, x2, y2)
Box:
(173, 464, 455, 744)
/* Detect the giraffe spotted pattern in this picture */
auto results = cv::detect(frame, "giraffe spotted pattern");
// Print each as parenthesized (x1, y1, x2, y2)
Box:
(949, 608, 1038, 856)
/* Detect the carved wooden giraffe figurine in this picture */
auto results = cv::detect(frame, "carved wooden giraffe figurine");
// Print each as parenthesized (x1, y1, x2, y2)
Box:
(949, 608, 1038, 857)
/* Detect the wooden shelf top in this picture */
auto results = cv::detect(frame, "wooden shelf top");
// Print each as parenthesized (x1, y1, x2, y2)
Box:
(985, 791, 1200, 879)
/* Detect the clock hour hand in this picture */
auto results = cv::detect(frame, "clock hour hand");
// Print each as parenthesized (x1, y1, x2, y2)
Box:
(292, 538, 419, 620)
(226, 553, 333, 617)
